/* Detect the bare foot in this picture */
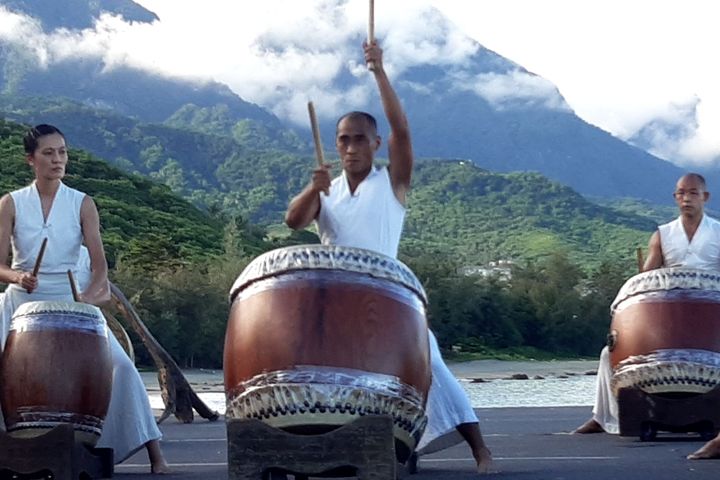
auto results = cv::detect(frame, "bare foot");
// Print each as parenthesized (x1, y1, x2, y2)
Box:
(572, 419, 604, 434)
(147, 439, 171, 474)
(151, 459, 172, 474)
(473, 446, 493, 474)
(688, 436, 720, 460)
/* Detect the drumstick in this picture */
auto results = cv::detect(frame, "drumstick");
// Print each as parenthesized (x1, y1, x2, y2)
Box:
(367, 0, 376, 71)
(27, 237, 48, 292)
(67, 270, 80, 302)
(307, 101, 325, 167)
(31, 237, 48, 277)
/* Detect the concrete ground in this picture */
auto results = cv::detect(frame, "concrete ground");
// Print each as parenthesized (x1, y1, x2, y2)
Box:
(113, 406, 720, 479)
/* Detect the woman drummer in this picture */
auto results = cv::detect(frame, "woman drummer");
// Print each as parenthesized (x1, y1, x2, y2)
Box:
(0, 124, 170, 473)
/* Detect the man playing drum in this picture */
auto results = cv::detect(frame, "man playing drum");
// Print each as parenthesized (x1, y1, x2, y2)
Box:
(285, 41, 493, 473)
(0, 124, 170, 473)
(574, 173, 720, 459)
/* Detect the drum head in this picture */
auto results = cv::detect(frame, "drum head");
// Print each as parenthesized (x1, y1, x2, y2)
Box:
(229, 245, 427, 305)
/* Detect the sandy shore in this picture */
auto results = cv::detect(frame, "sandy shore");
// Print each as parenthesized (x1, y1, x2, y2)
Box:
(140, 358, 600, 393)
(449, 358, 599, 379)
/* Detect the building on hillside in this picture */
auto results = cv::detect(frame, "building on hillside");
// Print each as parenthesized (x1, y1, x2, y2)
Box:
(458, 260, 513, 282)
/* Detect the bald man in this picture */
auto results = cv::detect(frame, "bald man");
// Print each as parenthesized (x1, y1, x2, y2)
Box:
(575, 173, 720, 459)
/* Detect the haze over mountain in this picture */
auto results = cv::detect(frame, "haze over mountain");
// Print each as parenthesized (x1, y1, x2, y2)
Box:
(0, 0, 700, 207)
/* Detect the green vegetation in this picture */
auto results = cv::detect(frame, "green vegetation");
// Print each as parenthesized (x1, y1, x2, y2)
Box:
(0, 114, 665, 367)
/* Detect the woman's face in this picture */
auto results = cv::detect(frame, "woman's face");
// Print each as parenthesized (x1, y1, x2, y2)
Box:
(27, 133, 68, 181)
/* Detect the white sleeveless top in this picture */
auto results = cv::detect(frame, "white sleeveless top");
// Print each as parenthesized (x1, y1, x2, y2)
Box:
(10, 181, 85, 273)
(316, 166, 405, 259)
(658, 214, 720, 270)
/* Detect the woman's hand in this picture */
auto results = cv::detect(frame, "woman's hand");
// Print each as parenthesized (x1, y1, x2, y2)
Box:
(17, 271, 38, 293)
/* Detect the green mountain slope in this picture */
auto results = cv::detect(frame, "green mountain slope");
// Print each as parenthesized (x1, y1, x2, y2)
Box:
(404, 160, 657, 267)
(0, 119, 266, 268)
(1, 96, 663, 271)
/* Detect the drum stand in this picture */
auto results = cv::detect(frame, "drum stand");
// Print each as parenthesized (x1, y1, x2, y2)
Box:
(618, 386, 720, 441)
(227, 415, 398, 480)
(0, 424, 113, 480)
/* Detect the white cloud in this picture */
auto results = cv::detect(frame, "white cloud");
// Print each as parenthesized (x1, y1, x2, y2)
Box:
(2, 0, 719, 166)
(432, 0, 720, 166)
(457, 70, 569, 111)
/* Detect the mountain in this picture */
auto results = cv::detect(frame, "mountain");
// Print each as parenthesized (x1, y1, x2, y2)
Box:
(403, 160, 655, 267)
(0, 1, 284, 130)
(0, 118, 268, 268)
(0, 0, 701, 212)
(0, 94, 315, 222)
(0, 0, 158, 30)
(310, 38, 688, 206)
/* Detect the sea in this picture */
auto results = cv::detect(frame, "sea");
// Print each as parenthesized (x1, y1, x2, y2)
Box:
(142, 359, 599, 415)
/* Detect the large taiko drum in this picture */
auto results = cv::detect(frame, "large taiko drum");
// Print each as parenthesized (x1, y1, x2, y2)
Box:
(609, 268, 720, 395)
(0, 301, 113, 445)
(224, 245, 431, 461)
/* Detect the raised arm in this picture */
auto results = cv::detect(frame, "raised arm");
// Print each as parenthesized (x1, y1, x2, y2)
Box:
(79, 195, 110, 305)
(364, 42, 413, 205)
(285, 164, 332, 230)
(642, 231, 664, 272)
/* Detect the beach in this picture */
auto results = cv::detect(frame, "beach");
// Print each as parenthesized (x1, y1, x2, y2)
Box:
(140, 358, 600, 414)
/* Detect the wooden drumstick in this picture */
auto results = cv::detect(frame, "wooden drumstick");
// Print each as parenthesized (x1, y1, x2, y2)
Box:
(367, 0, 376, 71)
(28, 237, 48, 292)
(67, 270, 80, 302)
(307, 101, 325, 167)
(31, 237, 48, 276)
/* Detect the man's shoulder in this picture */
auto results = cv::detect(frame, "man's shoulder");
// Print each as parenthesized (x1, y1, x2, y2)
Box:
(658, 216, 680, 230)
(705, 214, 720, 228)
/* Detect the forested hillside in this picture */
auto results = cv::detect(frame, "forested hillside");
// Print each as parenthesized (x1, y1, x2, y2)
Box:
(404, 161, 655, 267)
(0, 119, 271, 267)
(0, 115, 661, 366)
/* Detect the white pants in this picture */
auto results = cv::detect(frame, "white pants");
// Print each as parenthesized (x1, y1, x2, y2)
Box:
(591, 346, 619, 434)
(416, 330, 479, 454)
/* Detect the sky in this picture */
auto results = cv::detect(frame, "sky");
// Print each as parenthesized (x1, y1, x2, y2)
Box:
(1, 0, 718, 168)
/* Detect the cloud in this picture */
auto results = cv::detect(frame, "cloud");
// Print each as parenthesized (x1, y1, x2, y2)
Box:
(629, 99, 700, 163)
(456, 70, 569, 111)
(3, 0, 720, 167)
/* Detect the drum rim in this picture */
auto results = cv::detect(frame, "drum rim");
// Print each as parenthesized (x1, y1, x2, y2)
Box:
(229, 245, 427, 305)
(12, 300, 103, 318)
(611, 267, 720, 313)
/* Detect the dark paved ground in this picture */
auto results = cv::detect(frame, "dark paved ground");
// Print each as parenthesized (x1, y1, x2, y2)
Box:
(115, 406, 720, 479)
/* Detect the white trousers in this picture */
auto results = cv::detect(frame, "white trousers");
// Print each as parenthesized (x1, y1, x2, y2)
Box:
(416, 330, 479, 454)
(591, 346, 619, 434)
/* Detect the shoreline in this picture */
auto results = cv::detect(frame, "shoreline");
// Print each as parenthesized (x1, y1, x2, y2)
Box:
(139, 358, 600, 393)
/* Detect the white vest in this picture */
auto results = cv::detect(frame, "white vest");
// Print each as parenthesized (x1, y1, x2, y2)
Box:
(316, 166, 405, 259)
(658, 214, 720, 270)
(10, 181, 85, 274)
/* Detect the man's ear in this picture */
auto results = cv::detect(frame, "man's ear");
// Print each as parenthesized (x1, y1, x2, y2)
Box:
(374, 135, 381, 151)
(704, 191, 711, 202)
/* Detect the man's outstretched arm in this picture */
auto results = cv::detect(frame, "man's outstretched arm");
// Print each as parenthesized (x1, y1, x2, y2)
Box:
(365, 42, 413, 205)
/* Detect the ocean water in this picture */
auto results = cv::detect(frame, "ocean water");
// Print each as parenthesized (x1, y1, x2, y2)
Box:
(145, 367, 596, 415)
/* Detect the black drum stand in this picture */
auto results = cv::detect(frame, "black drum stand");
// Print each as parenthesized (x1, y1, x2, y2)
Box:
(618, 386, 720, 441)
(0, 424, 113, 480)
(227, 414, 398, 480)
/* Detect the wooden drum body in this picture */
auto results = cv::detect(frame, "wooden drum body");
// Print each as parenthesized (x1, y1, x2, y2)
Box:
(224, 245, 431, 461)
(0, 301, 113, 445)
(609, 268, 720, 395)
